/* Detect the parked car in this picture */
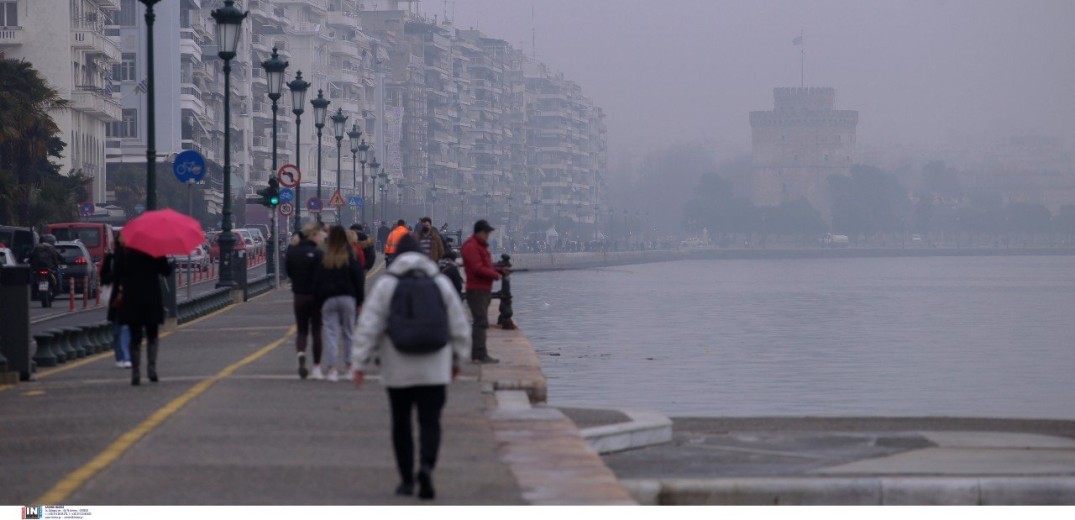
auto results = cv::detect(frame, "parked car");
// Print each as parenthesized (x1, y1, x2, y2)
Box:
(245, 224, 270, 245)
(55, 240, 99, 298)
(245, 227, 266, 253)
(208, 230, 247, 260)
(0, 247, 16, 267)
(172, 244, 210, 272)
(236, 229, 260, 256)
(0, 225, 38, 264)
(47, 222, 114, 272)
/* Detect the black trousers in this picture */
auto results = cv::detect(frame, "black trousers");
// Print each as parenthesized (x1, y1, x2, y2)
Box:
(292, 293, 323, 364)
(466, 290, 491, 359)
(387, 385, 447, 484)
(128, 321, 159, 379)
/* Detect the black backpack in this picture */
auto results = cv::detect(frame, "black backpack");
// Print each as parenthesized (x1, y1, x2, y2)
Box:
(387, 269, 450, 354)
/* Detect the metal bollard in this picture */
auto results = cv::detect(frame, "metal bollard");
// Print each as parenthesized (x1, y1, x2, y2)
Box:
(32, 331, 58, 367)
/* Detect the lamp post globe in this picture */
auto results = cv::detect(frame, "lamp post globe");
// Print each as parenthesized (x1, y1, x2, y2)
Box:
(211, 0, 247, 289)
(331, 108, 348, 224)
(261, 46, 288, 286)
(287, 71, 310, 233)
(311, 90, 330, 221)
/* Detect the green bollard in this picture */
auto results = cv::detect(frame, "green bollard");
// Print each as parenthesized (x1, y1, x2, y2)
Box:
(63, 327, 86, 359)
(49, 328, 70, 364)
(32, 331, 58, 367)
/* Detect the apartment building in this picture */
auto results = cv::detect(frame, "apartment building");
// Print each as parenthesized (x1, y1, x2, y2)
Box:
(1, 0, 122, 204)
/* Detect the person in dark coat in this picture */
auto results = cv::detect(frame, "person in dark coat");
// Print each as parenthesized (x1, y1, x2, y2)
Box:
(115, 246, 172, 385)
(286, 221, 324, 380)
(350, 224, 376, 271)
(312, 225, 366, 382)
(100, 234, 130, 368)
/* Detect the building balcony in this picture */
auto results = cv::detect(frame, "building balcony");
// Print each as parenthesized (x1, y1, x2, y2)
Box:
(72, 27, 121, 62)
(252, 136, 271, 155)
(336, 68, 360, 85)
(180, 30, 202, 58)
(71, 87, 121, 122)
(0, 27, 26, 47)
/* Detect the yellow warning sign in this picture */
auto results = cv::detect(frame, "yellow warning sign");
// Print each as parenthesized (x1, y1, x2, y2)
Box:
(328, 190, 346, 207)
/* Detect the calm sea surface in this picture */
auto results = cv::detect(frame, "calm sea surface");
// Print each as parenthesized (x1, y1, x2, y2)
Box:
(510, 256, 1075, 419)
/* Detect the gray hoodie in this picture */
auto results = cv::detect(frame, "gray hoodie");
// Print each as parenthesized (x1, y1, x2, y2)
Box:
(351, 251, 471, 387)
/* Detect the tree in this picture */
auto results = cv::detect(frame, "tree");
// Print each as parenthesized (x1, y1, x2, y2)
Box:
(829, 165, 911, 239)
(683, 172, 755, 235)
(0, 59, 84, 229)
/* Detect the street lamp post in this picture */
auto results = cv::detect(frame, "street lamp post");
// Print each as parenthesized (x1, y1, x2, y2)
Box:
(331, 108, 347, 225)
(347, 125, 363, 224)
(507, 193, 514, 248)
(261, 47, 288, 287)
(369, 154, 380, 226)
(357, 139, 369, 224)
(396, 180, 406, 221)
(211, 0, 247, 289)
(484, 192, 492, 218)
(378, 169, 388, 223)
(287, 72, 310, 233)
(138, 0, 161, 210)
(311, 89, 330, 222)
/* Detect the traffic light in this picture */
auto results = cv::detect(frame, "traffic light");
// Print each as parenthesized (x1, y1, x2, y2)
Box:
(257, 177, 280, 208)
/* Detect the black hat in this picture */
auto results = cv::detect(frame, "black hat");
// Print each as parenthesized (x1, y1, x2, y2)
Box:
(396, 234, 421, 254)
(474, 219, 495, 233)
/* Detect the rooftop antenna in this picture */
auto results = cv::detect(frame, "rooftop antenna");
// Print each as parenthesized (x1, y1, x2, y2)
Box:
(792, 28, 805, 88)
(531, 0, 536, 59)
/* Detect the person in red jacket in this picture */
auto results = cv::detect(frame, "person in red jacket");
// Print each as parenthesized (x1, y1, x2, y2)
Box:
(460, 219, 506, 364)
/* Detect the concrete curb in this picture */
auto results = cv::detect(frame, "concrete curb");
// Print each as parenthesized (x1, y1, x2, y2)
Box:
(621, 477, 1075, 505)
(579, 409, 674, 454)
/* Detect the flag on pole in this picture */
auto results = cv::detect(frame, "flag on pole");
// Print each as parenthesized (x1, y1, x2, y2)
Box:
(134, 78, 148, 94)
(792, 35, 803, 46)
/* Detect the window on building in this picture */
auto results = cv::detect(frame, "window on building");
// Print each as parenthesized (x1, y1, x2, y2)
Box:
(115, 0, 136, 26)
(0, 1, 18, 27)
(108, 108, 138, 138)
(112, 53, 136, 82)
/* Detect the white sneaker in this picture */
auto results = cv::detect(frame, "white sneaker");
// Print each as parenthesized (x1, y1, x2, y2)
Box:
(327, 368, 339, 383)
(115, 361, 125, 368)
(310, 365, 324, 380)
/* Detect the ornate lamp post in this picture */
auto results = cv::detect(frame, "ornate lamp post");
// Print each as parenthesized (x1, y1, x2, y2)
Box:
(396, 179, 407, 221)
(261, 47, 288, 286)
(211, 0, 247, 289)
(287, 71, 310, 233)
(311, 90, 330, 217)
(507, 193, 514, 247)
(378, 168, 389, 223)
(331, 108, 347, 225)
(357, 138, 369, 224)
(368, 154, 380, 226)
(347, 125, 363, 224)
(138, 0, 161, 210)
(484, 192, 492, 218)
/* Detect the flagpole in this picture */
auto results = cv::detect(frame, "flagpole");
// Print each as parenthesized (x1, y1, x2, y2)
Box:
(800, 29, 805, 88)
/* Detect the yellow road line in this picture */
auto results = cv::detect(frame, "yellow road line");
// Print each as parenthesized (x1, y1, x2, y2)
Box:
(33, 324, 297, 505)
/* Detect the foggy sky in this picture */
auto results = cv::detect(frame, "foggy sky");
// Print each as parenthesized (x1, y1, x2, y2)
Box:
(426, 0, 1075, 164)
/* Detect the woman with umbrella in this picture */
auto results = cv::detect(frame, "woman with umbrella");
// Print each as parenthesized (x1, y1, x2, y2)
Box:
(118, 209, 201, 386)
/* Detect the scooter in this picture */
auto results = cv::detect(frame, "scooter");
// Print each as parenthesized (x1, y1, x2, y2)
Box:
(33, 269, 54, 308)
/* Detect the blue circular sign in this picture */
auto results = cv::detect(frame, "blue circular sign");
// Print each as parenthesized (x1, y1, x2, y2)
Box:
(79, 202, 95, 216)
(279, 188, 295, 204)
(307, 197, 323, 212)
(173, 150, 206, 184)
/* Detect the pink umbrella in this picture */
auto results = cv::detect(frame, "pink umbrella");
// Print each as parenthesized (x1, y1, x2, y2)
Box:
(121, 208, 205, 258)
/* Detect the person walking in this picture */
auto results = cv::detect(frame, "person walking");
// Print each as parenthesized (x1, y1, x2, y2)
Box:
(350, 224, 377, 271)
(313, 226, 365, 382)
(383, 219, 410, 267)
(351, 234, 471, 500)
(286, 221, 324, 379)
(377, 221, 390, 253)
(115, 247, 172, 385)
(460, 219, 506, 364)
(437, 250, 463, 298)
(100, 233, 130, 368)
(413, 216, 445, 262)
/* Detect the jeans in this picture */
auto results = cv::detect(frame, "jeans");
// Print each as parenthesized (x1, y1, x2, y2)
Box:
(112, 322, 130, 363)
(387, 385, 447, 484)
(466, 290, 491, 359)
(320, 295, 356, 369)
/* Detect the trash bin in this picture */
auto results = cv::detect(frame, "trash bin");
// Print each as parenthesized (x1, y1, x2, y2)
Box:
(0, 266, 33, 381)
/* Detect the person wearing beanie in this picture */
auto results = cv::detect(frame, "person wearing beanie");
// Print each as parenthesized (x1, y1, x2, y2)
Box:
(460, 219, 505, 364)
(351, 232, 471, 500)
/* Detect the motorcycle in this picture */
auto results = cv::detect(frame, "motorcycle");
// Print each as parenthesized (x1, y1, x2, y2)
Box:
(33, 269, 54, 308)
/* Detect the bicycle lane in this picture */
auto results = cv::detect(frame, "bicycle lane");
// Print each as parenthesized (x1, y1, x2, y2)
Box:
(0, 289, 294, 504)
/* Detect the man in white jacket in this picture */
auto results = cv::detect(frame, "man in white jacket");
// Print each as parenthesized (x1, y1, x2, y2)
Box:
(351, 234, 471, 500)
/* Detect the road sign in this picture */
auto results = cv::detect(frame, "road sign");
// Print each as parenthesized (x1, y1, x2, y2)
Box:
(347, 196, 364, 208)
(173, 150, 206, 183)
(278, 188, 294, 204)
(306, 197, 323, 213)
(79, 202, 95, 216)
(277, 163, 301, 188)
(278, 202, 294, 216)
(134, 203, 145, 214)
(328, 190, 346, 207)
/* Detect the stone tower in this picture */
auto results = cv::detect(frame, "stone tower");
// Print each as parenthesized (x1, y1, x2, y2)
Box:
(750, 87, 858, 218)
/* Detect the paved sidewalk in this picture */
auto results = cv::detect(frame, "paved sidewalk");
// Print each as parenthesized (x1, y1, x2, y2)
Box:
(0, 288, 522, 505)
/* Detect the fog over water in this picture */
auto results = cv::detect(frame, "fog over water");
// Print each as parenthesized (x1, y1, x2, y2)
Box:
(434, 0, 1075, 157)
(511, 257, 1075, 418)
